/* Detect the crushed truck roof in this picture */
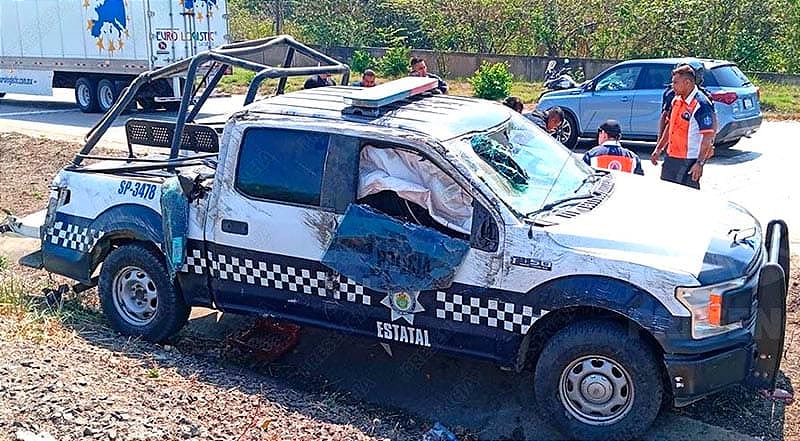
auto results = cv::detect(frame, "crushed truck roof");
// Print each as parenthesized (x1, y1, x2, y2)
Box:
(243, 86, 511, 142)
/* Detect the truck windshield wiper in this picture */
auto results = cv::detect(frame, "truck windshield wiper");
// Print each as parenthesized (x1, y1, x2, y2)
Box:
(525, 191, 600, 218)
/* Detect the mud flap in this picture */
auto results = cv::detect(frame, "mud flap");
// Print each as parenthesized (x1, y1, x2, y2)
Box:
(751, 220, 790, 390)
(320, 204, 470, 292)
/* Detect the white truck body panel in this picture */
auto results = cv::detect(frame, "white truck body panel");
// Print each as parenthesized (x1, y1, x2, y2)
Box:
(0, 0, 229, 93)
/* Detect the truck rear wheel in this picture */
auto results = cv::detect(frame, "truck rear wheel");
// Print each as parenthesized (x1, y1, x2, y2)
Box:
(97, 79, 119, 113)
(75, 77, 99, 113)
(534, 320, 663, 440)
(98, 243, 190, 342)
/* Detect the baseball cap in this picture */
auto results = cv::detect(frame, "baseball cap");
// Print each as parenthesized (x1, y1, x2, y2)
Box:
(599, 120, 622, 137)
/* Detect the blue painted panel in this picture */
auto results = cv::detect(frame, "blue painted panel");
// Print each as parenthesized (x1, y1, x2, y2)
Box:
(321, 205, 470, 292)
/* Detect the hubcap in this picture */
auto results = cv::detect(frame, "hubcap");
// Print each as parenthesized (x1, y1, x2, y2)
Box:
(99, 84, 115, 110)
(78, 83, 91, 107)
(558, 120, 572, 144)
(559, 355, 634, 425)
(112, 266, 158, 326)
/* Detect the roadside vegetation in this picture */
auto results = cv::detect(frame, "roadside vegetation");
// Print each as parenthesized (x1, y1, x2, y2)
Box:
(215, 68, 800, 119)
(230, 0, 800, 75)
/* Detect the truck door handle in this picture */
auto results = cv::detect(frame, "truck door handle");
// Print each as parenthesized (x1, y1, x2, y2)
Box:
(221, 219, 248, 235)
(620, 96, 630, 102)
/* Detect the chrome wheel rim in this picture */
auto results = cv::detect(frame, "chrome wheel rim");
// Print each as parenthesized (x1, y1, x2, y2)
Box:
(99, 84, 115, 110)
(559, 355, 634, 425)
(77, 83, 92, 108)
(112, 266, 158, 326)
(558, 120, 572, 144)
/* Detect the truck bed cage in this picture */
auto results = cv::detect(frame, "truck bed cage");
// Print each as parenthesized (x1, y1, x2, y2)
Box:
(71, 35, 350, 170)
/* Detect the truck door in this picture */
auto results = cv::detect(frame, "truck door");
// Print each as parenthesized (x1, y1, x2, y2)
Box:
(204, 126, 368, 326)
(148, 0, 228, 68)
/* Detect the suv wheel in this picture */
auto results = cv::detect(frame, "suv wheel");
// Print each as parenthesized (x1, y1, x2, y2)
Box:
(560, 112, 579, 149)
(534, 320, 663, 440)
(98, 243, 189, 342)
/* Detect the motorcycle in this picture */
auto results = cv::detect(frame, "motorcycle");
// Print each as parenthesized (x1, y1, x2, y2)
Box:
(542, 58, 580, 92)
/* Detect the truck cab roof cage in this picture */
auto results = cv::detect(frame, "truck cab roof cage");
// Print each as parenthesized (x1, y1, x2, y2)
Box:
(72, 35, 350, 169)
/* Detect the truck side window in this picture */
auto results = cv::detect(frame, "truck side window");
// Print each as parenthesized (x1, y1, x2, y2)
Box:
(471, 201, 499, 252)
(235, 128, 330, 206)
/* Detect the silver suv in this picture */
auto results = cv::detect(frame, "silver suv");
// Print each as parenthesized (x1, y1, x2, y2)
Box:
(537, 58, 762, 149)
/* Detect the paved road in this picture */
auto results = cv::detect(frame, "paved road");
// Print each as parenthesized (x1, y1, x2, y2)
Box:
(1, 90, 793, 440)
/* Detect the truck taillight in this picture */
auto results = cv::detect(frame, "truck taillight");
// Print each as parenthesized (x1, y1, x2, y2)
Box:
(711, 91, 738, 105)
(755, 86, 761, 101)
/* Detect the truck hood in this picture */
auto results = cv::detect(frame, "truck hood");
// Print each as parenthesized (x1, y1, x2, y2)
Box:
(547, 173, 760, 284)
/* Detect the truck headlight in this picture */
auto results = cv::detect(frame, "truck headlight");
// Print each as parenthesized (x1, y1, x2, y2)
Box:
(676, 277, 747, 339)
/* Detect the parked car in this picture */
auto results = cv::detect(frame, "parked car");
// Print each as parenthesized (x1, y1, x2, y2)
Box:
(2, 39, 790, 441)
(536, 58, 763, 149)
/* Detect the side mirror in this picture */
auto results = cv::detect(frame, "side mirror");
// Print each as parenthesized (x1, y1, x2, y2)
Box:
(582, 81, 594, 92)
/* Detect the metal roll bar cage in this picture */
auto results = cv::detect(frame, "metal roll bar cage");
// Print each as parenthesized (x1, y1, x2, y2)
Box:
(73, 35, 350, 170)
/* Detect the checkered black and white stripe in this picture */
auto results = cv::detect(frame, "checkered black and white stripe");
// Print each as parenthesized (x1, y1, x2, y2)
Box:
(44, 221, 104, 252)
(181, 248, 371, 306)
(435, 291, 545, 334)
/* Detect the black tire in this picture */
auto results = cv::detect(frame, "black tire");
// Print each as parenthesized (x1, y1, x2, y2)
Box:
(75, 77, 99, 113)
(162, 101, 181, 112)
(534, 320, 663, 441)
(98, 243, 189, 342)
(97, 79, 119, 113)
(560, 111, 580, 149)
(715, 140, 739, 150)
(136, 96, 158, 111)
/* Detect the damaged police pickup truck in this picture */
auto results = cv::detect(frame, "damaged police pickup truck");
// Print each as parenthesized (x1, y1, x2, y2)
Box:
(5, 37, 791, 440)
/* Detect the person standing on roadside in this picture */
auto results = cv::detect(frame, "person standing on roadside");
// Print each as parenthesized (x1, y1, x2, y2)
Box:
(303, 72, 336, 89)
(653, 61, 717, 162)
(409, 57, 448, 94)
(651, 64, 715, 189)
(503, 96, 524, 113)
(351, 69, 377, 87)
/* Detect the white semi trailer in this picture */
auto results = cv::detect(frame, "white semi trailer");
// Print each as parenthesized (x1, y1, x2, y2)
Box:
(0, 0, 229, 112)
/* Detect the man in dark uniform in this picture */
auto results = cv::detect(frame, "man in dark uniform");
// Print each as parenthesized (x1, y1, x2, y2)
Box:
(303, 73, 336, 89)
(410, 57, 448, 94)
(525, 106, 564, 137)
(351, 69, 377, 87)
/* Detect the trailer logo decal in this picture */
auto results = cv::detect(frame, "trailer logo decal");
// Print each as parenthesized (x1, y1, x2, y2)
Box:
(180, 0, 219, 22)
(84, 0, 131, 55)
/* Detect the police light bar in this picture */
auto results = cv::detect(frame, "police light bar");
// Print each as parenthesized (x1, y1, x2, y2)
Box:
(344, 76, 439, 108)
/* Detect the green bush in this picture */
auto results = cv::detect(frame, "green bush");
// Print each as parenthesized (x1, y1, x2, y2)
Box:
(470, 61, 513, 100)
(350, 49, 376, 74)
(379, 46, 412, 77)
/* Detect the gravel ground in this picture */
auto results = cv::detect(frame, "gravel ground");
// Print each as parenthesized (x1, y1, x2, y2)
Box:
(0, 319, 423, 441)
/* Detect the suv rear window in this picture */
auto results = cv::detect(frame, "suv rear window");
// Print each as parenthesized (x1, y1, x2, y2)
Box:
(706, 65, 752, 87)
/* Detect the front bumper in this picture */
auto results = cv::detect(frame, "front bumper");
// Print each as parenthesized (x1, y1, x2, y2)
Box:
(665, 220, 790, 406)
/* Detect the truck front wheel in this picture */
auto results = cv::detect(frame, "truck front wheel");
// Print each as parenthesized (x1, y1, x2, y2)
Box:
(75, 77, 99, 113)
(98, 243, 189, 342)
(534, 320, 663, 440)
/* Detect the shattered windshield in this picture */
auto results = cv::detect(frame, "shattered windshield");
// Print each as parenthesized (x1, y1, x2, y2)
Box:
(448, 112, 593, 216)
